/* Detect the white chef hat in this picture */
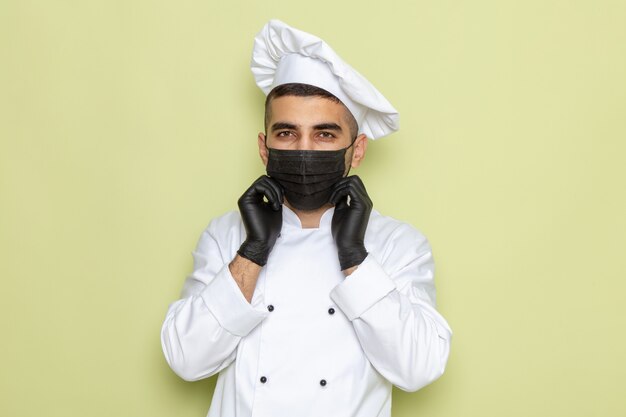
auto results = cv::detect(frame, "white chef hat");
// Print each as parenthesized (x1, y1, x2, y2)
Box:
(251, 19, 399, 140)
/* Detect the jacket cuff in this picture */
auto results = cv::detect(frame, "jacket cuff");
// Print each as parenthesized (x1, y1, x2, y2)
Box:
(329, 255, 397, 321)
(200, 264, 269, 337)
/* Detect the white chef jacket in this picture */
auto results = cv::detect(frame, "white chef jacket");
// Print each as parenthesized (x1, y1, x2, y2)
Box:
(161, 204, 452, 417)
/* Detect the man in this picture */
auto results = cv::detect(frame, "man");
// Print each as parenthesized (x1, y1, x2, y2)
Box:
(161, 19, 452, 417)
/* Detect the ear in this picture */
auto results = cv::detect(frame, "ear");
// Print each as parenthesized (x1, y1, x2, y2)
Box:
(258, 132, 269, 167)
(350, 134, 368, 169)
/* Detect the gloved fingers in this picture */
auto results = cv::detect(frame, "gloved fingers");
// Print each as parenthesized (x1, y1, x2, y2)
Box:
(352, 180, 372, 208)
(329, 183, 366, 209)
(345, 174, 364, 188)
(241, 175, 278, 206)
(328, 181, 351, 207)
(265, 176, 285, 210)
(252, 176, 283, 211)
(349, 175, 368, 196)
(343, 175, 371, 200)
(328, 176, 355, 205)
(346, 175, 372, 208)
(329, 176, 371, 209)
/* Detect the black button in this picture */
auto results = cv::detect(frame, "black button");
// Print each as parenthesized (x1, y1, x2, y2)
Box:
(267, 305, 274, 312)
(320, 379, 327, 386)
(328, 307, 335, 315)
(260, 376, 267, 383)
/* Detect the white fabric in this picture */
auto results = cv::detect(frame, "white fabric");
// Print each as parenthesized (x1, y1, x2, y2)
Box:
(251, 19, 400, 140)
(161, 205, 452, 417)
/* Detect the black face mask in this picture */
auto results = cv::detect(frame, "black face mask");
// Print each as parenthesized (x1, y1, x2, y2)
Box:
(266, 140, 355, 211)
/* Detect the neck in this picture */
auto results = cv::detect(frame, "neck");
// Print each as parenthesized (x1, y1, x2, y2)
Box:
(284, 200, 333, 228)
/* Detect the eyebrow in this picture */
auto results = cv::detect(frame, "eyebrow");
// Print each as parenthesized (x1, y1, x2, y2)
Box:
(270, 122, 343, 132)
(313, 123, 342, 132)
(270, 122, 298, 132)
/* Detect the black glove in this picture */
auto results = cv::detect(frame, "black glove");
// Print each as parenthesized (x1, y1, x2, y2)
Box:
(329, 175, 372, 271)
(237, 175, 284, 266)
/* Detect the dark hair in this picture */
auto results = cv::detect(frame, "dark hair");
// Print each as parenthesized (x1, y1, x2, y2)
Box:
(264, 83, 358, 139)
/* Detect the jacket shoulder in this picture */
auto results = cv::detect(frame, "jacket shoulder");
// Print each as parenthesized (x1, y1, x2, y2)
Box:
(366, 210, 433, 273)
(195, 210, 244, 254)
(367, 209, 429, 249)
(205, 210, 242, 235)
(366, 210, 437, 302)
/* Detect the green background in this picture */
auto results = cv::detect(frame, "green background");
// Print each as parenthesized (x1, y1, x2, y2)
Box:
(1, 1, 625, 416)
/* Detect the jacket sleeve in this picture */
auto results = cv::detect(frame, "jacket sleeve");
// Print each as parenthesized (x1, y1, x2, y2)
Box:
(329, 223, 452, 392)
(161, 217, 269, 381)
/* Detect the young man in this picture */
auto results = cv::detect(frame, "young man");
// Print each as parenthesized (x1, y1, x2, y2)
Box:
(161, 19, 452, 417)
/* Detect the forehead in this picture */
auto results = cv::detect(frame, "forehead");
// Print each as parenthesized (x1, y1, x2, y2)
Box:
(267, 95, 351, 126)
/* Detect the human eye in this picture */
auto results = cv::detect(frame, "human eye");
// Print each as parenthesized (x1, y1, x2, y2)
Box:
(276, 130, 295, 138)
(317, 131, 336, 140)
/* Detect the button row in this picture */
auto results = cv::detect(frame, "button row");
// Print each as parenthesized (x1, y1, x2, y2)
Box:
(266, 305, 335, 314)
(259, 376, 327, 387)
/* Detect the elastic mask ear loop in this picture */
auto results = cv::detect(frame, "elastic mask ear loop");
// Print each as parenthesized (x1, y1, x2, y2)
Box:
(343, 135, 360, 177)
(344, 136, 358, 151)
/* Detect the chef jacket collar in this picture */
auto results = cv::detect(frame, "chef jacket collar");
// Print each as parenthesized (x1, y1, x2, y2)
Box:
(282, 204, 335, 230)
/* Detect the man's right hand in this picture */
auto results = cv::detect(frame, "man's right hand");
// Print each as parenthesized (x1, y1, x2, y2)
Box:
(236, 175, 284, 266)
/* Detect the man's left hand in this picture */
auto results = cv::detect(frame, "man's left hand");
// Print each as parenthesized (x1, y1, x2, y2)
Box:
(329, 175, 372, 271)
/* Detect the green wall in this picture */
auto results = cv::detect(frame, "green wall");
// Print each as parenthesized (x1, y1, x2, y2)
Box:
(1, 1, 625, 416)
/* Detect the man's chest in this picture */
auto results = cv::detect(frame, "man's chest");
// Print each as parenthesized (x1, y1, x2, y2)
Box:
(237, 229, 369, 403)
